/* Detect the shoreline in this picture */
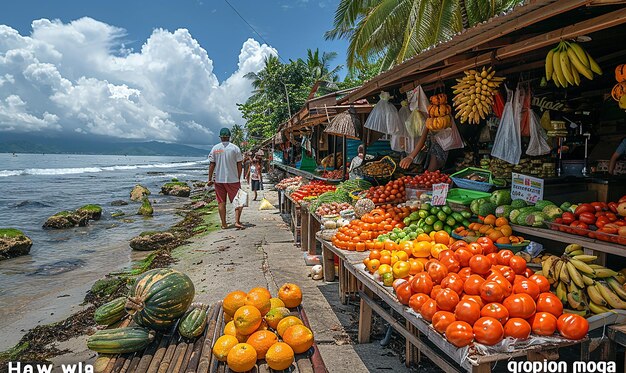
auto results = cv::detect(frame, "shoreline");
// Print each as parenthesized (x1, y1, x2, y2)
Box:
(0, 186, 220, 368)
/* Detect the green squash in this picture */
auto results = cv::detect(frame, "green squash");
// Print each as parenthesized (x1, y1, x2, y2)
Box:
(94, 296, 127, 326)
(87, 327, 153, 354)
(125, 268, 195, 330)
(178, 303, 208, 339)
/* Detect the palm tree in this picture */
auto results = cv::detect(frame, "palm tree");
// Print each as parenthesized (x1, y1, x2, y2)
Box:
(244, 55, 282, 103)
(305, 48, 344, 95)
(326, 0, 524, 70)
(230, 124, 245, 148)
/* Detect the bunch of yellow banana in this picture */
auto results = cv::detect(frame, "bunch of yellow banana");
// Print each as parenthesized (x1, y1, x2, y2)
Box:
(545, 41, 602, 88)
(538, 243, 626, 316)
(452, 66, 505, 125)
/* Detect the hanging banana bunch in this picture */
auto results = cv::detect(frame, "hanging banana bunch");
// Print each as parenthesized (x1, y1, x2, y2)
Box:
(545, 41, 602, 88)
(452, 66, 505, 125)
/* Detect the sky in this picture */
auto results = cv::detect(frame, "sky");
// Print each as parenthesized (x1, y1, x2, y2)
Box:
(0, 0, 348, 146)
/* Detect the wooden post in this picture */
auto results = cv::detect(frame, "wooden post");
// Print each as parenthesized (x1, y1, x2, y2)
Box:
(333, 135, 338, 169)
(342, 135, 347, 180)
(322, 242, 336, 282)
(358, 287, 374, 343)
(301, 207, 309, 252)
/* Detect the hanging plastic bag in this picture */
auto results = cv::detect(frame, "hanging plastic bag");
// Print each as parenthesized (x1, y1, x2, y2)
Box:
(434, 119, 464, 151)
(520, 85, 531, 137)
(391, 101, 412, 152)
(526, 109, 551, 156)
(493, 90, 505, 118)
(406, 109, 425, 138)
(406, 86, 428, 137)
(364, 91, 402, 135)
(491, 85, 522, 164)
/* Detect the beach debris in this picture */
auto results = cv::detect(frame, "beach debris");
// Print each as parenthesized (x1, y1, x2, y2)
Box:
(110, 199, 128, 206)
(129, 231, 177, 251)
(0, 228, 33, 260)
(130, 184, 151, 201)
(137, 197, 154, 216)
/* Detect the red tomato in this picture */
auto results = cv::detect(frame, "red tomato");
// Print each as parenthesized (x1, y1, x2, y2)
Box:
(411, 273, 434, 295)
(473, 317, 504, 346)
(469, 255, 491, 275)
(455, 248, 473, 267)
(487, 252, 499, 264)
(477, 237, 497, 255)
(523, 268, 534, 278)
(512, 280, 540, 301)
(496, 250, 514, 265)
(536, 293, 563, 317)
(462, 295, 485, 310)
(557, 313, 589, 340)
(503, 293, 536, 319)
(430, 285, 443, 300)
(503, 318, 531, 340)
(395, 281, 413, 305)
(435, 288, 460, 312)
(445, 321, 474, 347)
(457, 267, 473, 281)
(498, 266, 517, 284)
(441, 273, 464, 295)
(480, 281, 505, 303)
(528, 274, 550, 293)
(427, 261, 449, 285)
(454, 299, 481, 325)
(463, 274, 486, 296)
(528, 311, 557, 336)
(481, 303, 509, 324)
(467, 242, 483, 256)
(419, 299, 439, 322)
(408, 293, 431, 313)
(486, 273, 512, 297)
(432, 311, 456, 334)
(509, 256, 527, 275)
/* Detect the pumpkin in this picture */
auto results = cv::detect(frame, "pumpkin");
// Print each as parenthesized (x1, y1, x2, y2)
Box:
(179, 303, 208, 339)
(87, 327, 154, 354)
(616, 64, 626, 83)
(94, 296, 127, 326)
(611, 82, 626, 101)
(125, 268, 195, 330)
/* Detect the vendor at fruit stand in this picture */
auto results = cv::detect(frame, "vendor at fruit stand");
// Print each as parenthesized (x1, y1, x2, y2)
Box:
(399, 128, 448, 171)
(608, 137, 626, 175)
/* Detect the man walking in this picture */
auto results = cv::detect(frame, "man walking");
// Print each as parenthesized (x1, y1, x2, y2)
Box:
(208, 128, 245, 229)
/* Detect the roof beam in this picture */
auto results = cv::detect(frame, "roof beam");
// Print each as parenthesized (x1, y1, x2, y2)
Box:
(401, 6, 626, 92)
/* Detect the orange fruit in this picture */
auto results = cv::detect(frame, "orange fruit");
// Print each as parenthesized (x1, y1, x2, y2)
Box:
(500, 225, 513, 237)
(269, 297, 285, 309)
(233, 305, 262, 335)
(246, 330, 278, 359)
(488, 230, 504, 241)
(276, 316, 303, 337)
(223, 312, 233, 322)
(224, 321, 247, 342)
(495, 217, 508, 227)
(278, 283, 303, 308)
(226, 343, 257, 372)
(416, 233, 431, 242)
(496, 236, 511, 244)
(434, 231, 450, 245)
(264, 307, 291, 330)
(212, 335, 239, 361)
(245, 290, 271, 316)
(265, 342, 295, 370)
(282, 324, 314, 354)
(479, 225, 491, 234)
(223, 290, 247, 317)
(483, 214, 496, 226)
(412, 241, 432, 258)
(249, 287, 271, 299)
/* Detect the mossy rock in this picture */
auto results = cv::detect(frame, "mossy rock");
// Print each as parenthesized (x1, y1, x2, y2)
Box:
(129, 231, 176, 251)
(0, 228, 32, 260)
(161, 182, 191, 197)
(137, 198, 153, 216)
(110, 200, 128, 206)
(111, 211, 125, 218)
(76, 204, 102, 220)
(130, 185, 151, 201)
(43, 211, 89, 229)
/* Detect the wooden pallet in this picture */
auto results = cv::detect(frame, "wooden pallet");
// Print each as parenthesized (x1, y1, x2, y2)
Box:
(95, 302, 327, 373)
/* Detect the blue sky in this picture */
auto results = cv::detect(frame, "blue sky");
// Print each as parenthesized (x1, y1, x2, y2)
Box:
(0, 0, 348, 81)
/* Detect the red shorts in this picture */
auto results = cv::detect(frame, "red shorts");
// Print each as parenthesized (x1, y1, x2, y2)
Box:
(215, 182, 241, 203)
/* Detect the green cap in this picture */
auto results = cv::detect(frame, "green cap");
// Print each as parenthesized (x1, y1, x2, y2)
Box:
(219, 128, 231, 137)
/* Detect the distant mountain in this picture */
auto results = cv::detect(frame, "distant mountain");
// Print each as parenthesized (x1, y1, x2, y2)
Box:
(0, 135, 209, 156)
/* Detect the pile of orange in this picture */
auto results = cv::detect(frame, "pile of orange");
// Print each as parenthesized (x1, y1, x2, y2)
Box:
(453, 215, 525, 245)
(332, 204, 417, 251)
(213, 283, 314, 372)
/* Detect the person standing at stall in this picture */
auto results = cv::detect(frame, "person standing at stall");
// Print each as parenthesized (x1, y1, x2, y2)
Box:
(608, 137, 626, 175)
(348, 144, 366, 173)
(208, 128, 245, 230)
(246, 157, 263, 201)
(399, 128, 448, 171)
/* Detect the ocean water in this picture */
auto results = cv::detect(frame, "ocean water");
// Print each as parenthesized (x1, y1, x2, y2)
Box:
(0, 153, 209, 346)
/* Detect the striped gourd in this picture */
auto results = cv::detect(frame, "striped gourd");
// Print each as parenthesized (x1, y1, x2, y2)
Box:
(178, 303, 208, 339)
(94, 297, 127, 326)
(125, 268, 194, 330)
(87, 327, 153, 354)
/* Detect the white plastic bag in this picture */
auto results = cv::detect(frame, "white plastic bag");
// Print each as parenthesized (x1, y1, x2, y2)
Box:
(526, 109, 551, 156)
(491, 85, 522, 164)
(434, 120, 464, 151)
(406, 86, 429, 138)
(232, 189, 248, 208)
(391, 101, 412, 152)
(364, 91, 402, 135)
(407, 85, 429, 113)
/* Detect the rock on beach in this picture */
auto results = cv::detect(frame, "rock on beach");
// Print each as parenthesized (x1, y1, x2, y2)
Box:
(0, 228, 33, 260)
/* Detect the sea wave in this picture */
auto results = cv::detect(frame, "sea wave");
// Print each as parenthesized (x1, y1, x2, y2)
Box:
(0, 159, 209, 177)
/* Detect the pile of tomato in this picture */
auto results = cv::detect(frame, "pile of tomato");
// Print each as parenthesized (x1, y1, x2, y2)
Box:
(553, 201, 626, 244)
(290, 182, 336, 202)
(364, 235, 588, 346)
(407, 170, 451, 188)
(332, 205, 417, 251)
(366, 179, 408, 204)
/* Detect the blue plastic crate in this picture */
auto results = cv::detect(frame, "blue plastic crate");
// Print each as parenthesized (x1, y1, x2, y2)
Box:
(450, 167, 494, 192)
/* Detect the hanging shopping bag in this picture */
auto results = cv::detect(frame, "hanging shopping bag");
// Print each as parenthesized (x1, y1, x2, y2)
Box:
(364, 91, 402, 135)
(232, 189, 249, 208)
(493, 90, 505, 118)
(491, 85, 522, 164)
(434, 120, 464, 151)
(520, 85, 531, 137)
(526, 109, 551, 156)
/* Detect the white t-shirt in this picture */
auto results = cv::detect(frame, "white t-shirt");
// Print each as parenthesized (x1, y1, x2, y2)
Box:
(208, 142, 243, 183)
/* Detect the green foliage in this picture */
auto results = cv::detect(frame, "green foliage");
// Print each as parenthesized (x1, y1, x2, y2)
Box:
(0, 228, 26, 238)
(77, 204, 102, 213)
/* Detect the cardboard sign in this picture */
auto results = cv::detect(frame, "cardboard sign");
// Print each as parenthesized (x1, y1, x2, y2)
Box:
(511, 173, 544, 204)
(431, 183, 449, 206)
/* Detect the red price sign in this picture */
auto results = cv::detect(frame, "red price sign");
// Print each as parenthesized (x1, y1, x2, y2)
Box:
(431, 183, 449, 206)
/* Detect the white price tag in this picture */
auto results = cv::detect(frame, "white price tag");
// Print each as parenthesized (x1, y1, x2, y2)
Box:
(431, 183, 449, 206)
(511, 173, 544, 204)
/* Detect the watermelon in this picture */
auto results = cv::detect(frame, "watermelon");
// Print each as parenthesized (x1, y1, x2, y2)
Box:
(534, 200, 556, 211)
(87, 327, 154, 354)
(511, 199, 528, 209)
(495, 205, 513, 218)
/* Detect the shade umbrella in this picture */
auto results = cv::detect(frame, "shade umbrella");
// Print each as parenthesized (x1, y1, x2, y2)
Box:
(324, 108, 361, 140)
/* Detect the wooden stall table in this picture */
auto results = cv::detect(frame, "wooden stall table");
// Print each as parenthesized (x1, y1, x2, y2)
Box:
(343, 261, 592, 373)
(94, 301, 327, 373)
(284, 193, 301, 245)
(316, 238, 367, 304)
(301, 204, 310, 252)
(307, 211, 322, 256)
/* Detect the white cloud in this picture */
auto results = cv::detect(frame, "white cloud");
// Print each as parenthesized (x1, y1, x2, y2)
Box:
(0, 17, 277, 144)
